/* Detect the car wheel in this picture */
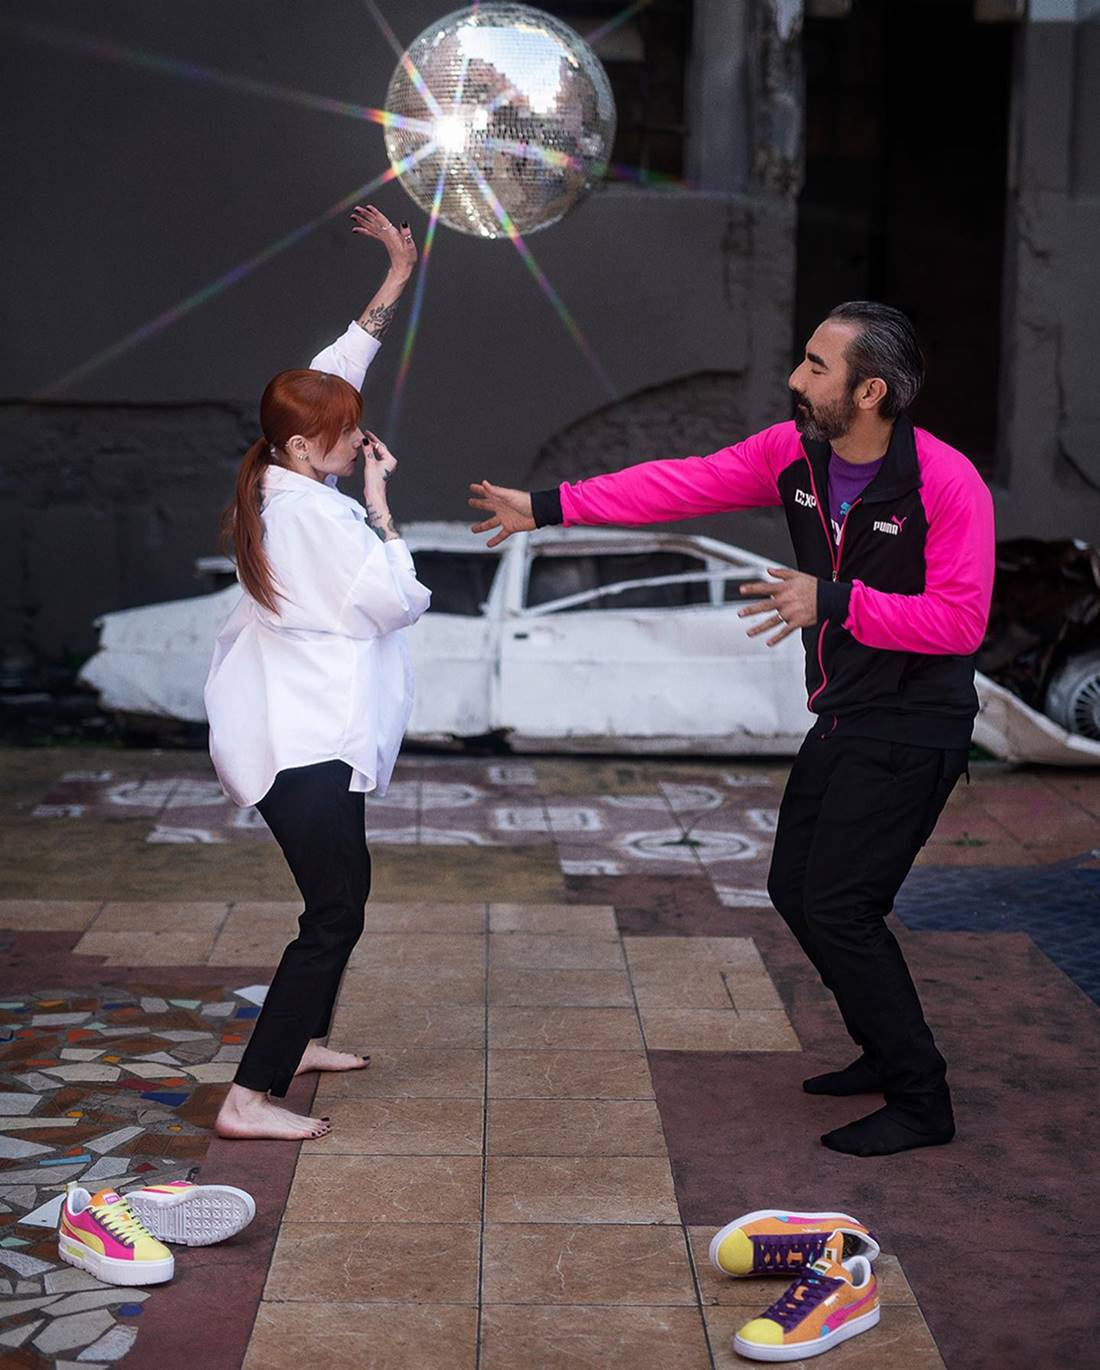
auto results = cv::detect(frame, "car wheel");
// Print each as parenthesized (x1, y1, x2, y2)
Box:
(1044, 650, 1100, 740)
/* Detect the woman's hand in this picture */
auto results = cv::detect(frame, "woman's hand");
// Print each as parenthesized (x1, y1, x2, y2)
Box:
(362, 432, 401, 542)
(468, 481, 536, 548)
(351, 204, 417, 280)
(363, 431, 397, 487)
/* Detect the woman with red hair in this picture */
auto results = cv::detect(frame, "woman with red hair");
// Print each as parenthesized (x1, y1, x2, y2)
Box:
(205, 205, 431, 1141)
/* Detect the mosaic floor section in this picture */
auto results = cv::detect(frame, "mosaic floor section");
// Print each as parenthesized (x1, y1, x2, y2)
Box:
(1, 747, 1099, 1368)
(0, 975, 273, 1365)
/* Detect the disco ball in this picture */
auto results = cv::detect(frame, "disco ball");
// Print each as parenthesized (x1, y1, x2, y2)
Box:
(383, 3, 616, 238)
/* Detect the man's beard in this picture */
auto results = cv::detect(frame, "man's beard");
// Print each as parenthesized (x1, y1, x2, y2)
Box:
(791, 389, 857, 443)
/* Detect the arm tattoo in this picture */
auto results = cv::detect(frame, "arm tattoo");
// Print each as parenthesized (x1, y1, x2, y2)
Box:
(364, 502, 400, 542)
(359, 300, 399, 339)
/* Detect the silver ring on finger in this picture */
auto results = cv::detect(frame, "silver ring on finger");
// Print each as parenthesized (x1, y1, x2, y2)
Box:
(775, 610, 786, 625)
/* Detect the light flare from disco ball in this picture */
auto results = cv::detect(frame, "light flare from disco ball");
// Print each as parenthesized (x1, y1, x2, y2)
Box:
(382, 4, 617, 238)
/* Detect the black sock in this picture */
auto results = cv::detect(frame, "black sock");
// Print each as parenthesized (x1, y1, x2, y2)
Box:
(821, 1104, 955, 1157)
(803, 1054, 883, 1097)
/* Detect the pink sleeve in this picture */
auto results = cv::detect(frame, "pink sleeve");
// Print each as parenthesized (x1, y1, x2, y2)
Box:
(845, 459, 995, 655)
(558, 423, 795, 526)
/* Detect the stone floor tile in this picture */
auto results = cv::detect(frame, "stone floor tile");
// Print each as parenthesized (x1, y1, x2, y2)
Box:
(488, 1098, 667, 1155)
(335, 970, 487, 1007)
(703, 1304, 945, 1368)
(265, 1222, 480, 1303)
(489, 1007, 643, 1050)
(489, 904, 619, 936)
(31, 1307, 115, 1356)
(91, 900, 229, 930)
(487, 1049, 653, 1099)
(362, 903, 487, 933)
(485, 1156, 679, 1224)
(327, 1003, 485, 1049)
(482, 1223, 697, 1304)
(631, 973, 734, 1011)
(489, 968, 633, 1008)
(624, 935, 763, 969)
(346, 932, 486, 969)
(72, 929, 220, 965)
(313, 1048, 485, 1099)
(222, 900, 301, 923)
(639, 1008, 800, 1052)
(535, 760, 659, 795)
(206, 930, 292, 965)
(285, 1154, 482, 1223)
(480, 1305, 711, 1369)
(369, 846, 565, 903)
(301, 1097, 484, 1155)
(0, 900, 101, 930)
(489, 934, 627, 971)
(244, 1302, 478, 1370)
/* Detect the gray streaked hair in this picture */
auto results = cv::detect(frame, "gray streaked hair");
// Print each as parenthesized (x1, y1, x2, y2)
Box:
(828, 301, 925, 419)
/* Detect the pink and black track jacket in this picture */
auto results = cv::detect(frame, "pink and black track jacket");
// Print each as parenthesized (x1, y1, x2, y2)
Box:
(530, 415, 996, 749)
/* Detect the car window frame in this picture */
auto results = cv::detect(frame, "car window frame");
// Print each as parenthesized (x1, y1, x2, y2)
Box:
(522, 567, 763, 618)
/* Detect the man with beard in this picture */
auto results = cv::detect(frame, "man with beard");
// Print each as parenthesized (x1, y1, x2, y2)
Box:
(468, 301, 994, 1157)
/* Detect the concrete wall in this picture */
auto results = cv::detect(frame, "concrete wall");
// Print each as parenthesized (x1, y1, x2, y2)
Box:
(996, 9, 1100, 540)
(0, 0, 799, 664)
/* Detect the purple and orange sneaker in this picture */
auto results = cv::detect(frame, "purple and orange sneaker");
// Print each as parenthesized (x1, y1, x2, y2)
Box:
(709, 1208, 879, 1278)
(125, 1179, 256, 1247)
(58, 1186, 174, 1286)
(733, 1229, 880, 1361)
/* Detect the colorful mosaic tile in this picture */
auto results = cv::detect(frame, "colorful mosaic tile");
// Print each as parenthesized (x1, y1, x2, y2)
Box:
(0, 981, 264, 1367)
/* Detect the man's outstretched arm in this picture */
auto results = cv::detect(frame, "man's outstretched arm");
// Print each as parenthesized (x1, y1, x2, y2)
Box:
(469, 424, 796, 547)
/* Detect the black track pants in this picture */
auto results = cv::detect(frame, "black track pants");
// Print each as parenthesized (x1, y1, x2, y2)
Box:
(233, 760, 370, 1097)
(767, 726, 968, 1120)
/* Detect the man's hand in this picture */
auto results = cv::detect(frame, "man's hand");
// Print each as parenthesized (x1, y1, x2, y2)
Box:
(468, 481, 536, 548)
(739, 567, 819, 646)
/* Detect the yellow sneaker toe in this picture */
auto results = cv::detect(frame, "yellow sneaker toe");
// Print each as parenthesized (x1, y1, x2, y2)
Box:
(134, 1234, 172, 1263)
(714, 1230, 754, 1276)
(736, 1317, 785, 1348)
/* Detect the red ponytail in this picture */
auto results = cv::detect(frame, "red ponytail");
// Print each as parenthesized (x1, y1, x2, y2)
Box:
(221, 438, 278, 611)
(222, 367, 363, 614)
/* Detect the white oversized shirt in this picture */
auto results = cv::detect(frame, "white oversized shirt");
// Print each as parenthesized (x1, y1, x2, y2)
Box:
(203, 323, 431, 807)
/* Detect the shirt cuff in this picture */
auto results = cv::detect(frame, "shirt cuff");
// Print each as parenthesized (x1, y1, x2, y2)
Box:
(343, 320, 383, 362)
(383, 537, 415, 571)
(531, 487, 563, 527)
(816, 578, 853, 626)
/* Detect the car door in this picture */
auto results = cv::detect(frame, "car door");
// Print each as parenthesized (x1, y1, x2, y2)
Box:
(403, 541, 506, 739)
(497, 535, 808, 748)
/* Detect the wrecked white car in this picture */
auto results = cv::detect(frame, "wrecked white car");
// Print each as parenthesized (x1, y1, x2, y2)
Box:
(79, 523, 1100, 764)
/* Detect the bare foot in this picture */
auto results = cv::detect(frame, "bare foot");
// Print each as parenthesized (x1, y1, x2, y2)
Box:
(293, 1040, 371, 1077)
(215, 1084, 331, 1141)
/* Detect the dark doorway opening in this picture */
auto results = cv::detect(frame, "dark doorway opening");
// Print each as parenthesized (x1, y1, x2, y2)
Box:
(795, 1, 1015, 474)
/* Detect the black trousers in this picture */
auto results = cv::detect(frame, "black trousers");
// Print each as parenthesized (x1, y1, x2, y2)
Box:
(767, 723, 968, 1120)
(234, 760, 370, 1098)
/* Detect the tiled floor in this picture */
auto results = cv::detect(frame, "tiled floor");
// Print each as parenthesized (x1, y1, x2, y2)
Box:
(2, 746, 1099, 1368)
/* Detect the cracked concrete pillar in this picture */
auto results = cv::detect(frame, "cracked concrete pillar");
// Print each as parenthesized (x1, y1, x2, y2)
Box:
(998, 6, 1100, 541)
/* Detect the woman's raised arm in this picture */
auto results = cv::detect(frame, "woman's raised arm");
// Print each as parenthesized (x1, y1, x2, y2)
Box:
(308, 205, 418, 387)
(350, 204, 418, 339)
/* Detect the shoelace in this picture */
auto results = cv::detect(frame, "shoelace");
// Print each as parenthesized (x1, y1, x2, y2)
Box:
(751, 1231, 829, 1273)
(90, 1199, 153, 1247)
(761, 1267, 841, 1332)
